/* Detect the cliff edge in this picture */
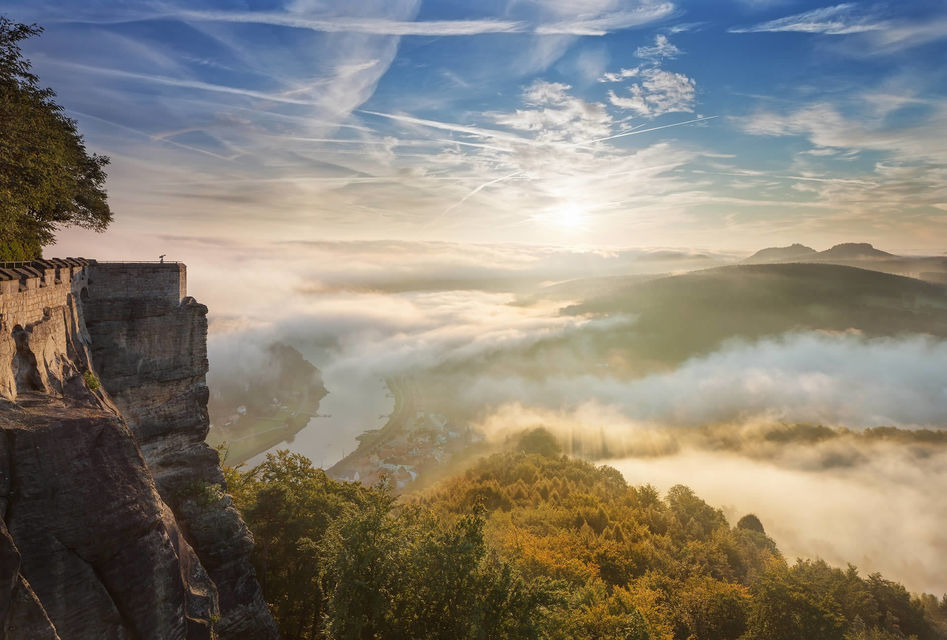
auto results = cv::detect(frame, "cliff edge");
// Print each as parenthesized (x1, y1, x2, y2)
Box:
(0, 260, 278, 640)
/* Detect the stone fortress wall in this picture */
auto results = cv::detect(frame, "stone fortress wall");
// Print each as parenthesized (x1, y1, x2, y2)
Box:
(0, 260, 186, 329)
(0, 258, 92, 331)
(85, 261, 186, 307)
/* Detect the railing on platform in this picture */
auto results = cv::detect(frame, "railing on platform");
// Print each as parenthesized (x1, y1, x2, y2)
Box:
(0, 260, 180, 267)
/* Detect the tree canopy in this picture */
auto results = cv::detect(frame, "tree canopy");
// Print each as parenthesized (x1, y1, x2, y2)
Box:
(222, 448, 947, 640)
(0, 17, 111, 260)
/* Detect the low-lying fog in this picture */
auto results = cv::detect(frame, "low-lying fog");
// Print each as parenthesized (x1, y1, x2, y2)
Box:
(609, 446, 947, 596)
(55, 234, 947, 596)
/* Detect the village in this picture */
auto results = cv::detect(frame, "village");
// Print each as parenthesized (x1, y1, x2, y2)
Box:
(334, 407, 483, 489)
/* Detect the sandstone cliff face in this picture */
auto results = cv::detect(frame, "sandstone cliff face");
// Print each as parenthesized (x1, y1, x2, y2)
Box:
(0, 396, 217, 640)
(84, 264, 278, 640)
(0, 261, 277, 640)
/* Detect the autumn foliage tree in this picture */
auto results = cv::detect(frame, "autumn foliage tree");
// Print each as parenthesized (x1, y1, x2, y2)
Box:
(226, 451, 550, 640)
(0, 17, 111, 260)
(226, 435, 947, 640)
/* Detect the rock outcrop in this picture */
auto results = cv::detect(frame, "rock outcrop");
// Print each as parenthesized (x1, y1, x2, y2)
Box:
(1, 396, 217, 640)
(0, 260, 277, 640)
(813, 242, 894, 260)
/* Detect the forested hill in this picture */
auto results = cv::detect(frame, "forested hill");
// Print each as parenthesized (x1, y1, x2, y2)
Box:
(560, 263, 947, 367)
(226, 430, 947, 640)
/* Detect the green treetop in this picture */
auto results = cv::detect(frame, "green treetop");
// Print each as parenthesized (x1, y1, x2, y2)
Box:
(0, 17, 112, 260)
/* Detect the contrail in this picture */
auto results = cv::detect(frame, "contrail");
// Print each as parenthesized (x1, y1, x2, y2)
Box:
(442, 171, 523, 216)
(586, 115, 718, 143)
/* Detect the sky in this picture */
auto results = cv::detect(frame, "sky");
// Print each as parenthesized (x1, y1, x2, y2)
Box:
(3, 0, 946, 255)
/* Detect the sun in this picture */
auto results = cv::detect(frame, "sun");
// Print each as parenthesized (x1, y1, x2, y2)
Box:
(545, 202, 588, 231)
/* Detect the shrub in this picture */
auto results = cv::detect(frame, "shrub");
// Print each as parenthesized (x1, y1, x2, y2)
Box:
(82, 369, 100, 392)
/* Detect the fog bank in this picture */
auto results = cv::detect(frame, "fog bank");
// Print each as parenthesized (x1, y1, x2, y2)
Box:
(608, 447, 947, 596)
(467, 332, 947, 430)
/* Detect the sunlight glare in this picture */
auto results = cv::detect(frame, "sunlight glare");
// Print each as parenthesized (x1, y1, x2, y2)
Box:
(546, 202, 588, 231)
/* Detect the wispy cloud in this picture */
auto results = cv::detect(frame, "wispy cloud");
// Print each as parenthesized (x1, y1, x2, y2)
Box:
(177, 10, 525, 36)
(42, 60, 320, 105)
(534, 5, 677, 36)
(729, 3, 947, 55)
(741, 101, 947, 164)
(599, 67, 640, 83)
(82, 5, 676, 38)
(729, 3, 883, 35)
(71, 110, 242, 161)
(635, 34, 681, 59)
(358, 110, 539, 147)
(14, 0, 943, 251)
(865, 17, 947, 53)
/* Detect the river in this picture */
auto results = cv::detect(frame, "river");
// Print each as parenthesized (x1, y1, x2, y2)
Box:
(245, 372, 393, 469)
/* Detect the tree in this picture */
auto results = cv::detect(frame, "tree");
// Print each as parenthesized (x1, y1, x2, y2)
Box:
(228, 451, 552, 640)
(737, 513, 766, 534)
(516, 427, 562, 458)
(225, 451, 376, 640)
(0, 17, 111, 260)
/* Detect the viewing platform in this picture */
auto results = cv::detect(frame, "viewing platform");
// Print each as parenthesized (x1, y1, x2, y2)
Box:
(0, 259, 188, 330)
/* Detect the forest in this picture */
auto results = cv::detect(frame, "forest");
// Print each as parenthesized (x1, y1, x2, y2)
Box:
(222, 429, 947, 640)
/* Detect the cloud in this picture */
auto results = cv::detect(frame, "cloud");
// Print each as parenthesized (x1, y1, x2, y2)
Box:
(62, 4, 675, 38)
(667, 22, 704, 34)
(608, 68, 696, 116)
(732, 94, 947, 231)
(728, 3, 947, 53)
(494, 81, 613, 144)
(343, 78, 711, 239)
(598, 67, 641, 83)
(608, 445, 947, 595)
(177, 10, 525, 36)
(41, 60, 323, 106)
(567, 45, 611, 83)
(10, 0, 715, 249)
(865, 17, 947, 54)
(729, 3, 883, 35)
(535, 5, 677, 36)
(462, 332, 947, 429)
(635, 34, 681, 59)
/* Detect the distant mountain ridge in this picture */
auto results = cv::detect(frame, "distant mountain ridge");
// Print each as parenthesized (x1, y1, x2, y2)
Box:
(815, 242, 894, 260)
(744, 243, 817, 264)
(745, 242, 897, 264)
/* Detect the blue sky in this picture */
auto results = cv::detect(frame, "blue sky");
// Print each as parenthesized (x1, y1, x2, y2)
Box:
(4, 0, 947, 252)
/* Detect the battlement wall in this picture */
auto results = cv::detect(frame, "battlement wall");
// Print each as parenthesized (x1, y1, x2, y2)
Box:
(0, 260, 187, 330)
(0, 258, 91, 330)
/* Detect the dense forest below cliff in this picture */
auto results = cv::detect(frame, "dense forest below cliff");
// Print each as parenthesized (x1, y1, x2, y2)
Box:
(224, 429, 947, 640)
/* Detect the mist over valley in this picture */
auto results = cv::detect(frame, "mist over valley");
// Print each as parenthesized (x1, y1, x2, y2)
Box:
(188, 239, 947, 595)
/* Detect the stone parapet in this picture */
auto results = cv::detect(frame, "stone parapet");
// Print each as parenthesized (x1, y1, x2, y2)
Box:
(0, 259, 90, 330)
(86, 263, 186, 309)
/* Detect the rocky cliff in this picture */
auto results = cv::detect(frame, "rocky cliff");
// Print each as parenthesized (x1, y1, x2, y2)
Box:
(0, 260, 278, 640)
